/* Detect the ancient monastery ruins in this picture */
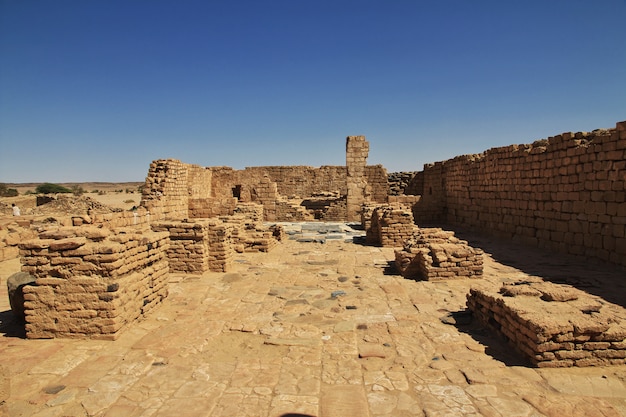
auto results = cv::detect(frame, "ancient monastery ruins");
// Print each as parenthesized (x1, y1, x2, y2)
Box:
(9, 121, 626, 369)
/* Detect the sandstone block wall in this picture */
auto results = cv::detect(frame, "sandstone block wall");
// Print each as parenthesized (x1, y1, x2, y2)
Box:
(152, 204, 280, 274)
(468, 282, 626, 367)
(369, 204, 416, 247)
(0, 225, 37, 262)
(207, 219, 235, 272)
(395, 228, 483, 280)
(346, 136, 370, 222)
(142, 159, 190, 220)
(19, 226, 169, 339)
(140, 134, 388, 223)
(413, 121, 626, 267)
(151, 221, 210, 274)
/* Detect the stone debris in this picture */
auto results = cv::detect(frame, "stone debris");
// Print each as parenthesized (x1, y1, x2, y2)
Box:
(395, 227, 484, 280)
(361, 203, 417, 247)
(31, 194, 122, 216)
(468, 281, 626, 367)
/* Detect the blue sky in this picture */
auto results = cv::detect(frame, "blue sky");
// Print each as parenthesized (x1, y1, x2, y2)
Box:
(1, 0, 625, 182)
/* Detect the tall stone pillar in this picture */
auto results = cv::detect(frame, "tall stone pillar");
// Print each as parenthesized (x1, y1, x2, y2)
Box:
(346, 135, 369, 222)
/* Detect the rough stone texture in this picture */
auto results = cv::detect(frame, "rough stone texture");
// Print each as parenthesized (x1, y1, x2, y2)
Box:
(151, 220, 211, 274)
(140, 145, 388, 223)
(346, 136, 370, 222)
(413, 121, 626, 267)
(153, 206, 282, 275)
(18, 226, 169, 339)
(395, 228, 483, 280)
(468, 281, 626, 367)
(387, 171, 418, 196)
(368, 204, 416, 247)
(2, 233, 626, 416)
(6, 271, 37, 322)
(0, 224, 37, 262)
(0, 364, 8, 406)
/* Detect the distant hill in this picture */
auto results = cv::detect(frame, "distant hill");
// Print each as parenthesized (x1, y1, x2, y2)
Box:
(2, 182, 144, 194)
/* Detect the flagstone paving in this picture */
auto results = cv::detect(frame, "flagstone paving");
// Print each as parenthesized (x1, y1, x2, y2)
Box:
(1, 229, 626, 417)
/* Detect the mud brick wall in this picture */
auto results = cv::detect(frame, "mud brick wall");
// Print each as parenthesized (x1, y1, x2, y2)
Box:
(395, 228, 483, 280)
(369, 204, 416, 247)
(152, 221, 210, 274)
(19, 226, 169, 339)
(414, 121, 626, 266)
(467, 282, 626, 367)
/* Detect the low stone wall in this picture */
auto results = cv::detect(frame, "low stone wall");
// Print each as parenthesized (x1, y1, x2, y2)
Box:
(151, 221, 210, 274)
(395, 228, 483, 280)
(370, 205, 416, 247)
(154, 203, 281, 274)
(0, 224, 37, 262)
(467, 281, 626, 367)
(19, 226, 169, 339)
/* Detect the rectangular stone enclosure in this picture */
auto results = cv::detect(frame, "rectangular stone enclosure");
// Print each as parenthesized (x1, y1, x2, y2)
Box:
(20, 226, 169, 339)
(467, 282, 626, 367)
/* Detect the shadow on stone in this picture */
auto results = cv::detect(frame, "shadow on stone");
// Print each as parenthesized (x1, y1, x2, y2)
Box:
(280, 414, 315, 417)
(445, 309, 531, 367)
(440, 226, 626, 310)
(0, 310, 26, 339)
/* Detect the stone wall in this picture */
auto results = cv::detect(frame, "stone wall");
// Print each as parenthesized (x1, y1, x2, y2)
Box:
(395, 228, 483, 280)
(141, 159, 190, 221)
(468, 281, 626, 367)
(368, 204, 416, 247)
(413, 121, 626, 266)
(140, 144, 388, 222)
(346, 136, 370, 222)
(151, 221, 210, 274)
(153, 204, 281, 274)
(19, 226, 169, 339)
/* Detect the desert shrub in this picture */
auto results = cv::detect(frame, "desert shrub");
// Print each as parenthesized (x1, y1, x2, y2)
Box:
(71, 185, 85, 196)
(36, 183, 72, 194)
(0, 184, 18, 196)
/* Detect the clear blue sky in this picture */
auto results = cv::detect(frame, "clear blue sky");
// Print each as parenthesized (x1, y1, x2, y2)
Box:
(1, 0, 625, 182)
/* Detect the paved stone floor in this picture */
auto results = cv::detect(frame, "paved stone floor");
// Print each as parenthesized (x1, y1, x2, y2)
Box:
(1, 227, 626, 417)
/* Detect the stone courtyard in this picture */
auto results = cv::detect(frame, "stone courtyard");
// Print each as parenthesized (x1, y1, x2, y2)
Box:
(1, 122, 625, 416)
(1, 229, 626, 417)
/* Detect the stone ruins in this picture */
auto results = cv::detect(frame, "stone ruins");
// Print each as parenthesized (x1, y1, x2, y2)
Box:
(5, 121, 626, 369)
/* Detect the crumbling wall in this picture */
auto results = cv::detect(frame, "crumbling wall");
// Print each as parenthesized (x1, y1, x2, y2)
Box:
(414, 121, 626, 266)
(369, 204, 416, 247)
(141, 159, 190, 220)
(468, 281, 626, 367)
(142, 157, 386, 222)
(395, 228, 483, 280)
(19, 226, 169, 339)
